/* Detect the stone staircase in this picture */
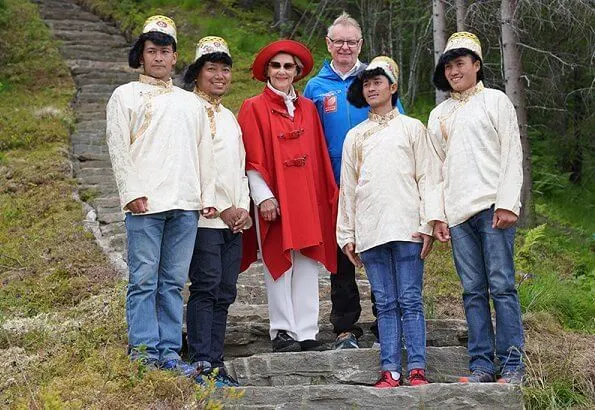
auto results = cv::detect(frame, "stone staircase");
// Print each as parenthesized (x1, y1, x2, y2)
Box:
(37, 0, 523, 407)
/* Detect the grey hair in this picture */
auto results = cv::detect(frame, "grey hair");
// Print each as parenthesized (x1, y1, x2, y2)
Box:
(327, 11, 362, 38)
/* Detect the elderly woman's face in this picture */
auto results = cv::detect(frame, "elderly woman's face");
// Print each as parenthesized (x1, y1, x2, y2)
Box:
(266, 52, 297, 93)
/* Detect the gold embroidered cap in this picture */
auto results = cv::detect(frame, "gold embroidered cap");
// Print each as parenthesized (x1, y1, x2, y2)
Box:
(143, 15, 177, 43)
(194, 36, 231, 61)
(443, 32, 482, 60)
(365, 56, 399, 84)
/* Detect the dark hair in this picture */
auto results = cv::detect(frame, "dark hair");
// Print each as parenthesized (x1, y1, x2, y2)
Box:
(432, 48, 484, 92)
(347, 67, 400, 108)
(183, 52, 233, 86)
(128, 31, 177, 69)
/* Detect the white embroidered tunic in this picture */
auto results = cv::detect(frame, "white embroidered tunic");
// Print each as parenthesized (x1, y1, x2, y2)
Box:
(425, 82, 524, 227)
(106, 74, 215, 213)
(337, 109, 433, 253)
(193, 90, 251, 229)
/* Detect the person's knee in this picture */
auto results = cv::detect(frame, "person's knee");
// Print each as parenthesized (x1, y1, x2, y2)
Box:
(373, 292, 397, 314)
(398, 291, 423, 313)
(218, 281, 238, 305)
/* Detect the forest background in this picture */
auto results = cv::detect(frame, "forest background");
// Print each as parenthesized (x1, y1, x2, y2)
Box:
(0, 0, 593, 408)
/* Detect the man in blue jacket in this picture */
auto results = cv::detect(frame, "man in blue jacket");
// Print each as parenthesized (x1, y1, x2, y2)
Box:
(303, 12, 404, 349)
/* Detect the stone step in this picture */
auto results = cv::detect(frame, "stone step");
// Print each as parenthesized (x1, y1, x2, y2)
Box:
(38, 6, 101, 22)
(226, 316, 465, 349)
(227, 347, 468, 386)
(222, 318, 467, 359)
(78, 83, 121, 94)
(51, 29, 128, 45)
(73, 71, 137, 86)
(67, 60, 133, 75)
(215, 383, 522, 409)
(43, 18, 122, 35)
(59, 47, 129, 61)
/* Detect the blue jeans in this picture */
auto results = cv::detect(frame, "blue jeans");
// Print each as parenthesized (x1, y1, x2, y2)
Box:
(187, 228, 242, 367)
(360, 241, 426, 372)
(450, 207, 525, 375)
(125, 210, 199, 362)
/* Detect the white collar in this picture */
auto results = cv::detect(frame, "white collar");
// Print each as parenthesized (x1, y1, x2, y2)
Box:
(330, 60, 361, 80)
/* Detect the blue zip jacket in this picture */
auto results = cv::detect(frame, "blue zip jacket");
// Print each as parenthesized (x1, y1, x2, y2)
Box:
(303, 60, 405, 184)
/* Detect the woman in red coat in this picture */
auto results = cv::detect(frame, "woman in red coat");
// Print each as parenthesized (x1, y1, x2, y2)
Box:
(238, 40, 338, 353)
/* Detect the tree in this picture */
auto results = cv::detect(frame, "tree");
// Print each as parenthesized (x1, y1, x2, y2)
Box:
(432, 0, 448, 104)
(274, 0, 292, 36)
(455, 0, 468, 31)
(501, 0, 534, 226)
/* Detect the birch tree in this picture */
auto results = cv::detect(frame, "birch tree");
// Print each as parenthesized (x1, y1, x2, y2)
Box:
(501, 0, 533, 226)
(432, 0, 448, 104)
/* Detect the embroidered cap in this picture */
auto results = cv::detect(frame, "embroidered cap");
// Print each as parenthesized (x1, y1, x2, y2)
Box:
(365, 56, 399, 84)
(195, 36, 231, 61)
(143, 15, 177, 43)
(443, 31, 482, 61)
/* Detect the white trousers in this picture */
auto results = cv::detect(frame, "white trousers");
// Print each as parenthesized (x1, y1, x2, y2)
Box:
(255, 216, 320, 341)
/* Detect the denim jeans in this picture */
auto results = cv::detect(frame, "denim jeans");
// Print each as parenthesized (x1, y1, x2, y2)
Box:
(187, 228, 242, 367)
(450, 207, 525, 375)
(125, 209, 199, 362)
(360, 241, 426, 372)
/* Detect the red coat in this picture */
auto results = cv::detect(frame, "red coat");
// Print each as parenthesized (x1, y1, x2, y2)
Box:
(238, 86, 338, 279)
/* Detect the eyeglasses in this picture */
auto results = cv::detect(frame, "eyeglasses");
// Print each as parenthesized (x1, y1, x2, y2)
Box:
(327, 37, 361, 48)
(269, 61, 297, 70)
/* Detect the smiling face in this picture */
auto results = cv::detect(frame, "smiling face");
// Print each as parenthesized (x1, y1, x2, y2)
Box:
(141, 40, 177, 81)
(444, 55, 480, 92)
(266, 52, 297, 93)
(196, 61, 231, 97)
(362, 74, 397, 113)
(326, 23, 362, 71)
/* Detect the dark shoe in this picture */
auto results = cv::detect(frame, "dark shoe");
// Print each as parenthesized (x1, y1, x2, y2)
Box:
(272, 330, 301, 352)
(333, 332, 359, 349)
(459, 369, 495, 383)
(160, 359, 197, 377)
(374, 370, 402, 388)
(300, 339, 327, 351)
(408, 368, 429, 386)
(213, 367, 240, 387)
(497, 369, 524, 385)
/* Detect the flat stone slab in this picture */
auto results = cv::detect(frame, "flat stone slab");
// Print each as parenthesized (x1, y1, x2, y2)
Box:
(227, 347, 469, 386)
(216, 383, 522, 409)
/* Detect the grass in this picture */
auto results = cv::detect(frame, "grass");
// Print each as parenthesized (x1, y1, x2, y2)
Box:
(0, 0, 593, 408)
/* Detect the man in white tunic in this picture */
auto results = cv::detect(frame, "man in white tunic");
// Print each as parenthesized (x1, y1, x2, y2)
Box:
(182, 36, 251, 387)
(105, 16, 216, 376)
(337, 56, 434, 388)
(426, 32, 525, 384)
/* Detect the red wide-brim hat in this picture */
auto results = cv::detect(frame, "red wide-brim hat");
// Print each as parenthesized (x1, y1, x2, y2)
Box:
(251, 39, 314, 82)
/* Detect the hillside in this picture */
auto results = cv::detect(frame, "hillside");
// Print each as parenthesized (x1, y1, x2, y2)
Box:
(0, 0, 593, 408)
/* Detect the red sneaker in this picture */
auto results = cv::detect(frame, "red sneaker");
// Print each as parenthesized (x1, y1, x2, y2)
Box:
(408, 369, 429, 386)
(374, 370, 402, 388)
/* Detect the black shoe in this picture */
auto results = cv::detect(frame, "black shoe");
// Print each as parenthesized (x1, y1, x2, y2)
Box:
(272, 330, 301, 352)
(300, 339, 327, 351)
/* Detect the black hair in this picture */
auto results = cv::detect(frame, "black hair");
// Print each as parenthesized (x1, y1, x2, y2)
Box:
(128, 31, 177, 69)
(432, 48, 484, 92)
(347, 67, 400, 108)
(183, 52, 233, 86)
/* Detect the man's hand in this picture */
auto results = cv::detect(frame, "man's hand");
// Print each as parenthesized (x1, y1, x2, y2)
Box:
(412, 232, 435, 259)
(232, 208, 251, 233)
(126, 197, 148, 214)
(259, 198, 280, 222)
(492, 208, 518, 229)
(342, 243, 363, 268)
(220, 206, 237, 229)
(202, 207, 217, 219)
(433, 221, 451, 243)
